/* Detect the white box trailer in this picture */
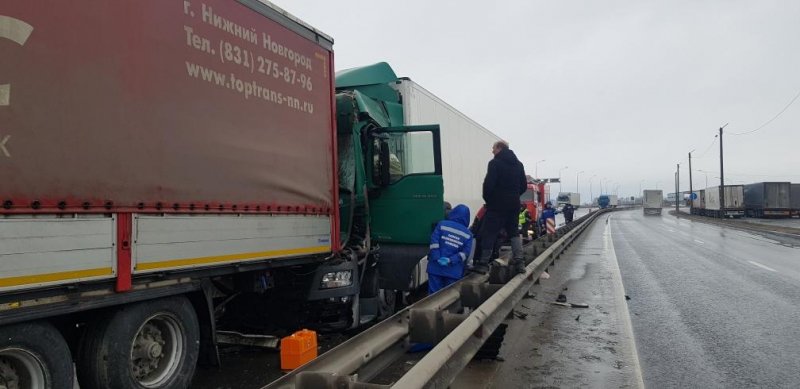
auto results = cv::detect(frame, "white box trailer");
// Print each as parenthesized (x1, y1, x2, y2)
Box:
(608, 195, 619, 208)
(557, 192, 581, 208)
(393, 79, 502, 215)
(691, 189, 706, 215)
(642, 190, 663, 215)
(705, 185, 745, 218)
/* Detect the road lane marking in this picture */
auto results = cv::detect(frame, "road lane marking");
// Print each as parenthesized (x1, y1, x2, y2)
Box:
(694, 239, 705, 244)
(604, 215, 645, 388)
(748, 261, 776, 272)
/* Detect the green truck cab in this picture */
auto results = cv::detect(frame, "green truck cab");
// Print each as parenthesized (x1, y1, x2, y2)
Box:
(316, 63, 445, 326)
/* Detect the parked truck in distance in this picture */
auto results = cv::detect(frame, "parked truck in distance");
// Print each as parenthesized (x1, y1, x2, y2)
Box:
(598, 194, 618, 209)
(704, 185, 745, 218)
(557, 192, 581, 208)
(743, 182, 792, 218)
(691, 189, 706, 215)
(642, 190, 663, 215)
(791, 184, 800, 217)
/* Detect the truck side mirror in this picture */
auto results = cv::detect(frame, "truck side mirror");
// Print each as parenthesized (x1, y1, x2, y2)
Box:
(379, 141, 391, 187)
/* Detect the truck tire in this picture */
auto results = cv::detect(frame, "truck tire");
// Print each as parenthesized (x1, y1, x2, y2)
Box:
(0, 321, 74, 389)
(77, 296, 199, 389)
(361, 267, 397, 319)
(377, 289, 397, 319)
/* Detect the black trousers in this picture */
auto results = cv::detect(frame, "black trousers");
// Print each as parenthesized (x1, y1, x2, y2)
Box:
(477, 209, 518, 263)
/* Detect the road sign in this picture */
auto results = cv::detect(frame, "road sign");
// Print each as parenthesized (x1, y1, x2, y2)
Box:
(546, 218, 556, 235)
(690, 193, 698, 200)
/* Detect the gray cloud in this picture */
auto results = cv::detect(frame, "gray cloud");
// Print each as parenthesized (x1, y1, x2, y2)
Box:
(280, 0, 800, 199)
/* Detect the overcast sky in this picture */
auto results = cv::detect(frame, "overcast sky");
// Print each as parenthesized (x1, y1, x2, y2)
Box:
(279, 0, 800, 200)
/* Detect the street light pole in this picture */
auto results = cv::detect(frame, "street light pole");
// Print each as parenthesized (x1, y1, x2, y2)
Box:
(576, 170, 584, 200)
(697, 170, 709, 189)
(688, 149, 695, 209)
(675, 163, 680, 213)
(719, 125, 726, 218)
(534, 159, 546, 179)
(639, 179, 646, 204)
(558, 166, 569, 194)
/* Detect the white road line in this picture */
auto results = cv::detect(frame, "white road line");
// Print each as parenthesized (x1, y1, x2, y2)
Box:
(748, 261, 777, 272)
(604, 215, 645, 388)
(694, 239, 705, 244)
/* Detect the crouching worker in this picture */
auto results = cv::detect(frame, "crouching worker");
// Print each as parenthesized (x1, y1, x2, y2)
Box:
(427, 204, 473, 294)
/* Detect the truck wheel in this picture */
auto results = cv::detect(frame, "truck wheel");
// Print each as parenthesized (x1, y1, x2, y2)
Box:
(77, 296, 199, 389)
(0, 321, 74, 389)
(377, 289, 397, 318)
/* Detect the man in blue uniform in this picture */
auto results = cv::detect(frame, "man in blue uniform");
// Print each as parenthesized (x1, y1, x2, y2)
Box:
(539, 201, 559, 233)
(427, 204, 473, 294)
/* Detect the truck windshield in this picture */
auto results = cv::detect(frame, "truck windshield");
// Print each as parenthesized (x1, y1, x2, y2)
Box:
(521, 189, 535, 202)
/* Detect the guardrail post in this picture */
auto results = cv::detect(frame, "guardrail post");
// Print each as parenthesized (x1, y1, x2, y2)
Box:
(459, 282, 502, 308)
(296, 372, 389, 389)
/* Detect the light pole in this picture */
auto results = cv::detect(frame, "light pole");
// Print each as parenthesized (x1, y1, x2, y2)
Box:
(576, 170, 584, 200)
(675, 163, 680, 213)
(698, 169, 710, 189)
(589, 175, 597, 208)
(534, 159, 546, 179)
(688, 149, 695, 209)
(719, 125, 727, 218)
(639, 179, 646, 204)
(558, 166, 569, 193)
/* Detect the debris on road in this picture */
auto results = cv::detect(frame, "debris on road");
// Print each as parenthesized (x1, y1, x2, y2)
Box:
(551, 302, 590, 308)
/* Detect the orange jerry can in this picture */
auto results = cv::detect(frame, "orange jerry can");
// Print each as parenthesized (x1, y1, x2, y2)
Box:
(280, 329, 318, 370)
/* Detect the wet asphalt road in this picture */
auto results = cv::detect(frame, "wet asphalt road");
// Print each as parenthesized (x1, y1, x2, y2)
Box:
(611, 209, 800, 388)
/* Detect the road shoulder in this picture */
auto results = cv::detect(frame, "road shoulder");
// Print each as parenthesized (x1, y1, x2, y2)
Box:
(453, 213, 643, 388)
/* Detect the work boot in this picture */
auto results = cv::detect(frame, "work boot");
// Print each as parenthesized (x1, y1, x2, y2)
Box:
(471, 249, 494, 274)
(511, 259, 526, 275)
(471, 262, 490, 275)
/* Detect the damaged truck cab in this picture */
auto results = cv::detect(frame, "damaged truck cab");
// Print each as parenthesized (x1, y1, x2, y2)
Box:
(322, 63, 444, 325)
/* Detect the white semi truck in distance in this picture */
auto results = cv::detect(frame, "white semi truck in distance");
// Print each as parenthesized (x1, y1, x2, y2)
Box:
(557, 192, 581, 208)
(643, 190, 663, 215)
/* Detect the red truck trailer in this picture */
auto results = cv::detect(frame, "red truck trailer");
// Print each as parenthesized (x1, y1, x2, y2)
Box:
(0, 1, 345, 388)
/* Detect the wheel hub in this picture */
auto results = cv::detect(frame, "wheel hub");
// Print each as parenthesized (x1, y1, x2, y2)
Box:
(131, 323, 165, 380)
(0, 359, 19, 389)
(129, 313, 185, 388)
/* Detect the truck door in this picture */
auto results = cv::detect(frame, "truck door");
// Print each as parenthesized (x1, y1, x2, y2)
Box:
(369, 125, 443, 245)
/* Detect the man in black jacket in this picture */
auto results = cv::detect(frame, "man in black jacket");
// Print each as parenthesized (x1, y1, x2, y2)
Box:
(473, 141, 528, 275)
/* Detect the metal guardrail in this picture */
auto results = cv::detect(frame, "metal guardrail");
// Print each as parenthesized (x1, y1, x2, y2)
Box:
(264, 209, 607, 389)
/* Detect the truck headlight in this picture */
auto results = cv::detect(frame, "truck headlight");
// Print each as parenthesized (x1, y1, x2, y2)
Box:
(320, 270, 353, 289)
